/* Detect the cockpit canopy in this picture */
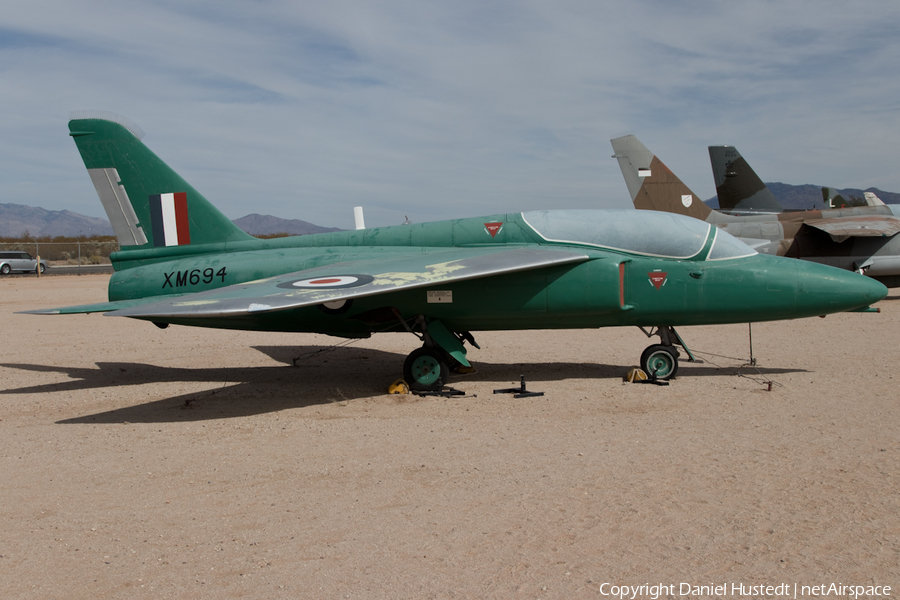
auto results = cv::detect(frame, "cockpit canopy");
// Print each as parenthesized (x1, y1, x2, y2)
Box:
(521, 210, 756, 261)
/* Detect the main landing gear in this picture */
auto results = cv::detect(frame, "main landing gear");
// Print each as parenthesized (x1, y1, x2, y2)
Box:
(403, 347, 450, 391)
(396, 316, 697, 387)
(637, 325, 700, 380)
(397, 314, 478, 392)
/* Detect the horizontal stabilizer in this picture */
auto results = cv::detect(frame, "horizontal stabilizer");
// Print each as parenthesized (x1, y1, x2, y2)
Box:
(105, 247, 590, 319)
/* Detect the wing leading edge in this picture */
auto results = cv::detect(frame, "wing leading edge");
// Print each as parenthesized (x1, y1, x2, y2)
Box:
(802, 216, 900, 242)
(104, 247, 590, 319)
(21, 295, 188, 315)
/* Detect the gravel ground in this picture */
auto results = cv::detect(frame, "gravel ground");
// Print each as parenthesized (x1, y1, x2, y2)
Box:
(1, 274, 898, 599)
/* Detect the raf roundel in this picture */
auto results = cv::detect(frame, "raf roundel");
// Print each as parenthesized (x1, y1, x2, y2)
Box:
(277, 274, 374, 290)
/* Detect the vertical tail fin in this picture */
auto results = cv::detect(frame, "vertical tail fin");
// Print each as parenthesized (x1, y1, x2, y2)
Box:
(69, 112, 254, 251)
(823, 187, 884, 208)
(864, 191, 886, 206)
(610, 135, 712, 220)
(823, 187, 847, 208)
(708, 146, 784, 213)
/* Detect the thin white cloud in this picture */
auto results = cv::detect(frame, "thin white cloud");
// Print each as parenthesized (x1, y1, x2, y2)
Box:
(3, 1, 900, 228)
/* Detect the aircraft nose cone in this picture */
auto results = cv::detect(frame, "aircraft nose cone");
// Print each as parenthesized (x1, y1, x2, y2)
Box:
(795, 262, 888, 313)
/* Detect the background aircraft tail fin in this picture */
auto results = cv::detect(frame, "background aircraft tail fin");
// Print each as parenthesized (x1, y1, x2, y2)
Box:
(823, 187, 848, 208)
(864, 191, 886, 206)
(610, 135, 712, 220)
(708, 146, 784, 213)
(69, 111, 254, 251)
(823, 187, 885, 209)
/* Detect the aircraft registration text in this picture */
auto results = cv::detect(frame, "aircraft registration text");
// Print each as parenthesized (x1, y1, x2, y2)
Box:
(163, 267, 228, 289)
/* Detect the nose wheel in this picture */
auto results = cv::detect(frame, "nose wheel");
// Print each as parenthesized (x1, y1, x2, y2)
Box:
(640, 344, 679, 380)
(637, 325, 700, 380)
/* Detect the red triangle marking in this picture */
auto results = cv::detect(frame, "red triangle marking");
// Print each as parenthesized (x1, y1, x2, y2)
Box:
(484, 222, 503, 237)
(648, 272, 667, 290)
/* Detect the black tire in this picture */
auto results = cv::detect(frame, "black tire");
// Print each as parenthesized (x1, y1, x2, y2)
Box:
(0, 264, 10, 275)
(37, 264, 45, 274)
(403, 347, 449, 391)
(640, 344, 679, 380)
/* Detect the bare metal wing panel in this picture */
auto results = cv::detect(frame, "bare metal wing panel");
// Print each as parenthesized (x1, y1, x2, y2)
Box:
(804, 216, 900, 242)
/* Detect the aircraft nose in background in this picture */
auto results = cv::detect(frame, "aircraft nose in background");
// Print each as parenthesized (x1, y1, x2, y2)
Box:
(795, 262, 888, 314)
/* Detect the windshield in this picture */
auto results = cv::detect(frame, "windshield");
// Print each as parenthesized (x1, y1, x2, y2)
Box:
(707, 228, 757, 260)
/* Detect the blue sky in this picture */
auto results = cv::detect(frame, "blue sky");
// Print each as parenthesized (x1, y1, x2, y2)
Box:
(3, 1, 900, 228)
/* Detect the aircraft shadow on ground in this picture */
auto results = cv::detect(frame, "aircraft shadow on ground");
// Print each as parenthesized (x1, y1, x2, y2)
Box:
(0, 345, 806, 425)
(254, 345, 804, 389)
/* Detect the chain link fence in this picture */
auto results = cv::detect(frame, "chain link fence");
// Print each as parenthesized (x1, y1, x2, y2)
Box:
(0, 241, 119, 266)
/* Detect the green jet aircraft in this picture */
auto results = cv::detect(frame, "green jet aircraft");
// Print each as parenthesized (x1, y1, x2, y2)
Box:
(25, 114, 888, 388)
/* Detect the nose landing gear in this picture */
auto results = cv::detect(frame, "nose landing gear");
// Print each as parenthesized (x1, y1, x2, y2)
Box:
(637, 325, 700, 380)
(640, 344, 679, 379)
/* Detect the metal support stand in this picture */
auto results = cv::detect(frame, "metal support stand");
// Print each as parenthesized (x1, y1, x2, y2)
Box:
(748, 323, 757, 366)
(412, 387, 466, 398)
(635, 376, 670, 387)
(494, 375, 544, 398)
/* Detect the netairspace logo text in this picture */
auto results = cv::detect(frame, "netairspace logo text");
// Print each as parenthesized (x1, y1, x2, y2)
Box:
(598, 582, 891, 599)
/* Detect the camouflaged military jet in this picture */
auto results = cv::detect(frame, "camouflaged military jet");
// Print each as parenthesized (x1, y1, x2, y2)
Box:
(708, 145, 888, 213)
(612, 135, 900, 288)
(708, 145, 784, 214)
(22, 115, 887, 387)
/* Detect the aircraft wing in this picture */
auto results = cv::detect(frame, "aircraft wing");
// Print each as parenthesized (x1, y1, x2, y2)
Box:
(22, 295, 188, 315)
(803, 216, 900, 242)
(100, 247, 589, 319)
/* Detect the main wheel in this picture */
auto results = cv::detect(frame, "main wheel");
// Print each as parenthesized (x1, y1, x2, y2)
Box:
(403, 347, 449, 392)
(36, 264, 45, 274)
(640, 344, 679, 380)
(0, 264, 9, 275)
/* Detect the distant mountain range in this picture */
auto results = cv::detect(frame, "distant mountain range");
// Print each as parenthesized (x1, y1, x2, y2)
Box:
(231, 213, 342, 236)
(4, 183, 900, 237)
(0, 203, 115, 237)
(0, 204, 342, 238)
(705, 185, 900, 210)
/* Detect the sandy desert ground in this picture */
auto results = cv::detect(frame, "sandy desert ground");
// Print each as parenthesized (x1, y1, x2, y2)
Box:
(1, 274, 898, 599)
